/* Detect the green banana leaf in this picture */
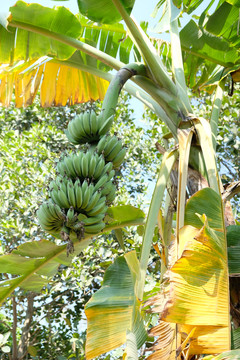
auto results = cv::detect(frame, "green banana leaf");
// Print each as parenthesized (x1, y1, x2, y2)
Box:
(0, 205, 145, 304)
(232, 327, 240, 349)
(85, 251, 147, 359)
(5, 2, 82, 61)
(204, 350, 240, 359)
(227, 225, 240, 275)
(77, 0, 136, 24)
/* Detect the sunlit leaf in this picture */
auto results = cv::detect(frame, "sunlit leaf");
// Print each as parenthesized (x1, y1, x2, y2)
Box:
(8, 1, 82, 61)
(0, 59, 109, 107)
(0, 238, 91, 305)
(149, 188, 230, 353)
(227, 225, 240, 275)
(85, 251, 147, 359)
(77, 0, 135, 24)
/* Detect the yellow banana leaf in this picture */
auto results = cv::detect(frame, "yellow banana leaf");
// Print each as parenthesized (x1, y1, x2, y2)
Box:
(147, 321, 176, 360)
(147, 188, 230, 356)
(0, 59, 109, 107)
(85, 251, 147, 360)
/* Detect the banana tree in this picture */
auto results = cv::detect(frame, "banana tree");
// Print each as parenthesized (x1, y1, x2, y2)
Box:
(0, 0, 240, 359)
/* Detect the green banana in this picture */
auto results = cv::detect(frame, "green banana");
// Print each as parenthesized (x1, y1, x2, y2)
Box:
(97, 135, 107, 154)
(82, 111, 91, 136)
(93, 156, 105, 180)
(84, 190, 102, 212)
(103, 136, 119, 157)
(49, 179, 59, 192)
(94, 174, 109, 192)
(67, 180, 76, 207)
(50, 188, 65, 209)
(66, 207, 78, 227)
(64, 129, 80, 145)
(98, 115, 114, 135)
(81, 183, 93, 209)
(101, 180, 115, 197)
(107, 170, 115, 181)
(81, 153, 89, 178)
(57, 187, 70, 209)
(101, 161, 113, 176)
(90, 111, 98, 135)
(70, 114, 88, 141)
(73, 152, 83, 178)
(81, 212, 105, 225)
(81, 179, 89, 196)
(84, 221, 105, 234)
(87, 199, 107, 217)
(52, 202, 66, 221)
(88, 153, 97, 178)
(106, 139, 123, 162)
(56, 161, 66, 177)
(65, 156, 77, 178)
(112, 148, 126, 168)
(74, 180, 83, 208)
(106, 184, 116, 203)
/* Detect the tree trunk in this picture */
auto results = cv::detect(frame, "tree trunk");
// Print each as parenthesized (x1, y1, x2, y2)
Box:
(17, 293, 35, 360)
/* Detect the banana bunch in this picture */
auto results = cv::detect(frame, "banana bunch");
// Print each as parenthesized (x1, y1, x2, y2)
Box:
(65, 110, 114, 145)
(37, 108, 126, 251)
(96, 134, 126, 168)
(56, 151, 115, 182)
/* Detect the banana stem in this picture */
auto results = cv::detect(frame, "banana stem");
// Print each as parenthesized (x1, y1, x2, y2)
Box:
(100, 63, 147, 121)
(210, 83, 223, 152)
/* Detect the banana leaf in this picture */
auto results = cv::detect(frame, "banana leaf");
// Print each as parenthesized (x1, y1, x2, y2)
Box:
(85, 251, 147, 359)
(0, 205, 145, 304)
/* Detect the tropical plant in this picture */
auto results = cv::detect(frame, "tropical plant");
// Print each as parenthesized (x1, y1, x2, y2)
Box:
(0, 0, 240, 359)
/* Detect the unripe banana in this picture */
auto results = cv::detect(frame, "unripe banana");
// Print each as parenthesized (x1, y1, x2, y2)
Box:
(107, 170, 115, 181)
(81, 179, 89, 195)
(100, 161, 113, 177)
(81, 213, 105, 225)
(81, 183, 94, 209)
(52, 202, 66, 221)
(107, 139, 123, 162)
(81, 153, 89, 178)
(84, 190, 102, 212)
(82, 111, 91, 136)
(90, 111, 98, 135)
(101, 181, 115, 197)
(112, 148, 126, 168)
(50, 188, 65, 209)
(56, 161, 66, 177)
(66, 207, 78, 227)
(64, 129, 80, 145)
(74, 181, 83, 209)
(106, 184, 116, 203)
(67, 180, 76, 207)
(97, 135, 107, 154)
(94, 174, 109, 192)
(93, 156, 105, 180)
(87, 200, 108, 217)
(70, 114, 88, 140)
(73, 152, 83, 178)
(103, 136, 119, 157)
(98, 115, 114, 135)
(57, 187, 70, 209)
(84, 221, 105, 234)
(88, 153, 97, 178)
(49, 180, 59, 192)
